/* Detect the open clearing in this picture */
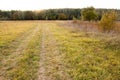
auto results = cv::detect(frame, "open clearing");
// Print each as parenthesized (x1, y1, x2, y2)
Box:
(0, 21, 120, 80)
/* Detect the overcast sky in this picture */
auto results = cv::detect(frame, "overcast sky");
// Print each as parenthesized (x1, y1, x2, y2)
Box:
(0, 0, 120, 10)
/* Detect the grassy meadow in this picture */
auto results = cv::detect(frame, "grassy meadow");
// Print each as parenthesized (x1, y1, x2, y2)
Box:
(0, 21, 120, 80)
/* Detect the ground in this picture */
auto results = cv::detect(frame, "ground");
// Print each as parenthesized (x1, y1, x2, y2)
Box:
(0, 21, 120, 80)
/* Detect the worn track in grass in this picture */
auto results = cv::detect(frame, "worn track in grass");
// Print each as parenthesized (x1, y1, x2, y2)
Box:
(0, 24, 39, 79)
(38, 23, 70, 80)
(0, 22, 70, 80)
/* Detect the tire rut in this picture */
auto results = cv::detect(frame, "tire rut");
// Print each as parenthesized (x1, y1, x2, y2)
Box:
(0, 26, 39, 79)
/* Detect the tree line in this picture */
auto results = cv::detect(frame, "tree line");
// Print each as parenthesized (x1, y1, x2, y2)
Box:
(0, 8, 120, 20)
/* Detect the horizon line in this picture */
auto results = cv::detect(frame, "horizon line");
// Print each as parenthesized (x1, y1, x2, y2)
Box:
(0, 7, 120, 11)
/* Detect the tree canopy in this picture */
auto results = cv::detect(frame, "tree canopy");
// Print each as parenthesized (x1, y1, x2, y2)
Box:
(0, 8, 120, 20)
(81, 7, 98, 21)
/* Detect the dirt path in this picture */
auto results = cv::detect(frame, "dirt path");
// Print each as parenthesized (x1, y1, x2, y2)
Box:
(0, 25, 39, 79)
(38, 23, 70, 80)
(38, 24, 47, 80)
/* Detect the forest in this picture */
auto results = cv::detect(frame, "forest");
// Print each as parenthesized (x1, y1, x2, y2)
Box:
(0, 8, 120, 20)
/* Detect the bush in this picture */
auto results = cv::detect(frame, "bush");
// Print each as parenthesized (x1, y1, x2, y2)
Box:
(100, 11, 117, 32)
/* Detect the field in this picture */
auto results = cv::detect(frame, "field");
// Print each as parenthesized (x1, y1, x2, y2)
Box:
(0, 21, 120, 80)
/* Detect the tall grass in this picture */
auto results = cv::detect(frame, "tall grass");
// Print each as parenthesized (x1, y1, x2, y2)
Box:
(71, 20, 120, 33)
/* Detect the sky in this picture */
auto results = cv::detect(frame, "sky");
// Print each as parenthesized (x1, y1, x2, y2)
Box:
(0, 0, 120, 10)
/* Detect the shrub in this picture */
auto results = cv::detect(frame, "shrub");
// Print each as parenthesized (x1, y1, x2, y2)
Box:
(100, 11, 117, 32)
